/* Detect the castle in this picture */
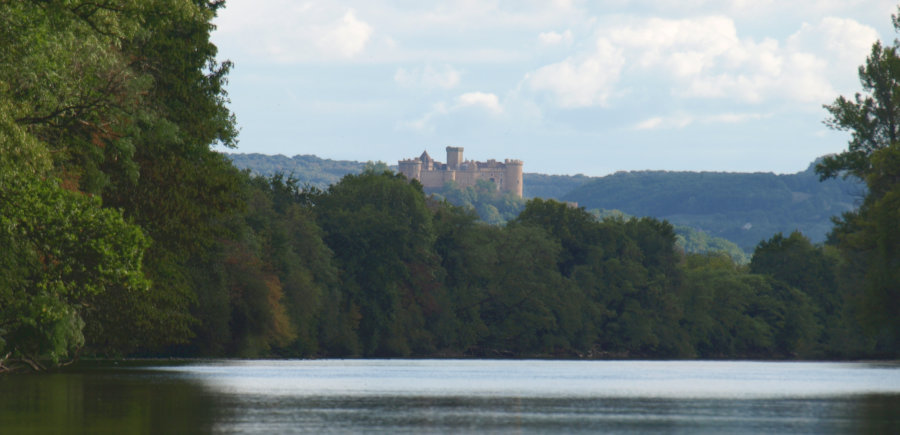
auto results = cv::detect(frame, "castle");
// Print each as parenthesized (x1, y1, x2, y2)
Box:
(398, 147, 523, 197)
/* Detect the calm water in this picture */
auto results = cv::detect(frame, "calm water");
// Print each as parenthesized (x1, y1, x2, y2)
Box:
(2, 360, 900, 433)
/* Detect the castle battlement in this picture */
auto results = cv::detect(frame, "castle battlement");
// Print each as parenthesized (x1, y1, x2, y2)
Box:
(398, 147, 523, 197)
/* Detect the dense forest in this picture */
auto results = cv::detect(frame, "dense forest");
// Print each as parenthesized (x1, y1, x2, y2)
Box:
(563, 162, 863, 252)
(1, 1, 899, 373)
(229, 154, 860, 254)
(228, 153, 367, 190)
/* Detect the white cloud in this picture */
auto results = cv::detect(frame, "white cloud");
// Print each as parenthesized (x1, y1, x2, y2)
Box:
(708, 112, 769, 123)
(634, 117, 663, 130)
(457, 92, 503, 113)
(403, 102, 449, 132)
(401, 91, 503, 131)
(787, 17, 879, 88)
(633, 112, 770, 130)
(394, 65, 461, 89)
(319, 10, 373, 58)
(213, 3, 373, 62)
(551, 0, 576, 10)
(525, 14, 882, 109)
(538, 30, 574, 46)
(526, 38, 625, 107)
(633, 114, 694, 130)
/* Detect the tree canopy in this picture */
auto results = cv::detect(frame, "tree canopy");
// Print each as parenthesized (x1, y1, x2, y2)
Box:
(817, 7, 900, 353)
(3, 0, 899, 372)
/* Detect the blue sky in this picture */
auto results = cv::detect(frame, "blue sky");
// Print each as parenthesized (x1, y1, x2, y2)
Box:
(212, 0, 897, 176)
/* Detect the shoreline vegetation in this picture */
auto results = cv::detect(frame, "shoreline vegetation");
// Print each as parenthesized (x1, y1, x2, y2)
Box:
(2, 1, 900, 373)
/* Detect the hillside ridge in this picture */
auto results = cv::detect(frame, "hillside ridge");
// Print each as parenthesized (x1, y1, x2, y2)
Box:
(226, 152, 861, 250)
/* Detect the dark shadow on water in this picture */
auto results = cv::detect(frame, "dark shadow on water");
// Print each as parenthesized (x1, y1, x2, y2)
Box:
(0, 364, 224, 434)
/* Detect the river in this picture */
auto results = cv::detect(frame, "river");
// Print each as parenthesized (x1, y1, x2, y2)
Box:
(2, 360, 899, 433)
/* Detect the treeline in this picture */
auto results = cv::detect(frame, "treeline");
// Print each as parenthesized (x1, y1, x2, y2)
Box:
(165, 170, 877, 360)
(229, 152, 862, 254)
(430, 182, 748, 263)
(563, 162, 862, 252)
(2, 1, 899, 372)
(227, 153, 367, 190)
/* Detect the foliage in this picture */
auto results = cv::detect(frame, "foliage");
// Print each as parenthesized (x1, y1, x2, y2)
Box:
(522, 173, 592, 199)
(564, 163, 862, 251)
(674, 225, 750, 264)
(227, 153, 367, 189)
(0, 173, 149, 369)
(314, 169, 441, 356)
(0, 0, 153, 370)
(230, 152, 860, 253)
(5, 0, 899, 370)
(432, 179, 526, 225)
(591, 208, 749, 263)
(818, 7, 900, 355)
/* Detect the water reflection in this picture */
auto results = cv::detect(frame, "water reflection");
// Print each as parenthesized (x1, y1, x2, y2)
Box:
(0, 365, 222, 434)
(1, 360, 899, 434)
(207, 394, 900, 434)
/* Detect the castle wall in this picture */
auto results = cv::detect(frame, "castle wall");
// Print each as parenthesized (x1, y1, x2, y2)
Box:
(399, 149, 523, 197)
(419, 170, 454, 188)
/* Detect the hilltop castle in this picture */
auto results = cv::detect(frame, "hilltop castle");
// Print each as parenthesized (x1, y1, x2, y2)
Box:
(399, 147, 523, 197)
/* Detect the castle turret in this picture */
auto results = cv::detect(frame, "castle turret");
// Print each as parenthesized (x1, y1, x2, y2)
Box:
(419, 151, 434, 171)
(446, 146, 463, 170)
(398, 158, 422, 181)
(503, 159, 523, 197)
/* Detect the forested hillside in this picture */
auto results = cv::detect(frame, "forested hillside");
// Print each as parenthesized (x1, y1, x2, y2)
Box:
(227, 153, 367, 189)
(226, 152, 592, 199)
(228, 152, 860, 252)
(524, 173, 593, 199)
(564, 162, 863, 251)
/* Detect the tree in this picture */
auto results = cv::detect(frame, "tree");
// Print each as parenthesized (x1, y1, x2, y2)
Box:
(818, 30, 900, 181)
(315, 170, 439, 356)
(818, 7, 900, 354)
(0, 0, 155, 370)
(0, 171, 149, 371)
(89, 0, 243, 354)
(513, 199, 603, 277)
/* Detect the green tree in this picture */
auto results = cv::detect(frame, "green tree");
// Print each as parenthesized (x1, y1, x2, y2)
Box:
(476, 225, 587, 355)
(0, 172, 149, 371)
(90, 0, 243, 354)
(680, 253, 818, 358)
(513, 200, 690, 357)
(0, 0, 157, 369)
(818, 7, 900, 354)
(315, 170, 440, 356)
(0, 0, 148, 194)
(430, 202, 491, 352)
(434, 179, 525, 225)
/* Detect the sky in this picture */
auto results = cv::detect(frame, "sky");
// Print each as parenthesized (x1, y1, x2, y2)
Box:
(211, 0, 898, 176)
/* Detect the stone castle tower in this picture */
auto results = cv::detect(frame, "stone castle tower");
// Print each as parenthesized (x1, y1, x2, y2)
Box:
(399, 147, 523, 197)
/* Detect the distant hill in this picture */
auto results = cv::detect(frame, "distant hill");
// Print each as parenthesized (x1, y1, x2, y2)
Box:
(563, 162, 863, 251)
(227, 153, 592, 197)
(523, 173, 592, 199)
(226, 152, 862, 253)
(226, 153, 367, 189)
